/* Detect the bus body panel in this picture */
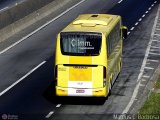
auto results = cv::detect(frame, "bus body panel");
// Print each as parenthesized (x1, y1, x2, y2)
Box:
(55, 14, 124, 97)
(57, 64, 104, 88)
(56, 64, 105, 96)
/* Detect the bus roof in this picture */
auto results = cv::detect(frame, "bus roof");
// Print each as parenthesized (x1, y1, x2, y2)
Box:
(62, 14, 120, 34)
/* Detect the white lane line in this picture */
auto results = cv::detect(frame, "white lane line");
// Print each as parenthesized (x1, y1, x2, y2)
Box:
(154, 1, 157, 4)
(142, 75, 150, 78)
(45, 111, 54, 118)
(139, 84, 145, 87)
(139, 18, 142, 22)
(56, 104, 61, 108)
(148, 7, 151, 10)
(153, 34, 160, 36)
(146, 62, 150, 65)
(0, 61, 46, 97)
(150, 49, 159, 52)
(0, 7, 9, 12)
(144, 66, 154, 70)
(0, 0, 86, 55)
(142, 14, 145, 18)
(152, 4, 155, 7)
(142, 79, 147, 82)
(134, 98, 138, 101)
(147, 59, 159, 62)
(130, 27, 134, 30)
(122, 3, 160, 114)
(122, 78, 142, 114)
(127, 31, 130, 35)
(118, 0, 123, 4)
(149, 52, 160, 55)
(135, 22, 139, 26)
(152, 40, 160, 42)
(151, 46, 160, 49)
(145, 11, 149, 14)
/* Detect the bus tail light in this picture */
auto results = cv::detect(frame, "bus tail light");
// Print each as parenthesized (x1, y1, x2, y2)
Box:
(103, 66, 106, 87)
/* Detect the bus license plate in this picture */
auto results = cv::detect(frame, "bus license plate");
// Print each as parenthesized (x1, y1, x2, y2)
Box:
(76, 89, 85, 93)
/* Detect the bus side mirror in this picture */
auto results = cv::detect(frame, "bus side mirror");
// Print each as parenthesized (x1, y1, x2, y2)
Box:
(122, 26, 128, 39)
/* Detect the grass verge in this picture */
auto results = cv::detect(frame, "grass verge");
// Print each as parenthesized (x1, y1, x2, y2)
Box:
(155, 76, 160, 88)
(138, 76, 160, 118)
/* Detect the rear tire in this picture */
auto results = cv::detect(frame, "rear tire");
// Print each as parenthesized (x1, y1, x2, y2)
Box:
(106, 80, 111, 99)
(108, 81, 111, 96)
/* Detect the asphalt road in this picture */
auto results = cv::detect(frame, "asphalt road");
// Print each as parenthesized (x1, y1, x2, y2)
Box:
(0, 0, 159, 120)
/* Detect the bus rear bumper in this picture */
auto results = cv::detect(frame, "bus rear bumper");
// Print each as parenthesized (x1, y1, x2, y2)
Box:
(56, 86, 107, 97)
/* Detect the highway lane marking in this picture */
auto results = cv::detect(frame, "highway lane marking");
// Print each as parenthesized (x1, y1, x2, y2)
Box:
(152, 39, 160, 42)
(142, 75, 150, 78)
(144, 66, 154, 70)
(146, 62, 150, 65)
(142, 14, 145, 18)
(128, 3, 156, 35)
(56, 104, 61, 108)
(147, 59, 159, 62)
(45, 111, 54, 118)
(129, 3, 156, 34)
(135, 22, 139, 26)
(151, 46, 160, 49)
(130, 27, 135, 30)
(154, 1, 157, 4)
(122, 3, 160, 114)
(139, 84, 145, 87)
(149, 52, 160, 55)
(153, 33, 160, 36)
(122, 77, 142, 114)
(134, 98, 138, 101)
(118, 0, 123, 4)
(127, 31, 130, 35)
(131, 1, 157, 33)
(138, 18, 142, 22)
(145, 11, 149, 14)
(0, 7, 9, 12)
(0, 0, 86, 55)
(45, 104, 61, 119)
(150, 47, 159, 49)
(150, 49, 159, 52)
(142, 79, 147, 82)
(15, 0, 26, 6)
(0, 61, 46, 97)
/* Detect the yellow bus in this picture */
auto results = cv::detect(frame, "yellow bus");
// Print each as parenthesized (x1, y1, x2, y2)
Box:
(54, 14, 127, 97)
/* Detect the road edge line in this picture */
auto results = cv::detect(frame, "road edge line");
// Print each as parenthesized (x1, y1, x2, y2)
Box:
(122, 3, 160, 114)
(0, 61, 46, 97)
(0, 0, 86, 55)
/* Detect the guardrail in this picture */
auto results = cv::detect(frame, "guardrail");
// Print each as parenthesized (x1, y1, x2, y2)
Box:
(0, 0, 80, 43)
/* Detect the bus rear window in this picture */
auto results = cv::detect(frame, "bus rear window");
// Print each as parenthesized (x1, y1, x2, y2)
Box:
(60, 32, 102, 56)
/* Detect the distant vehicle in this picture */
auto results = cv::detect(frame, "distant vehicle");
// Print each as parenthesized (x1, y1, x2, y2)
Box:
(54, 14, 127, 97)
